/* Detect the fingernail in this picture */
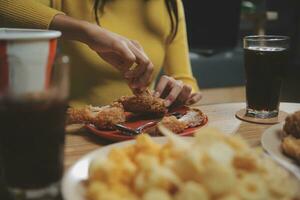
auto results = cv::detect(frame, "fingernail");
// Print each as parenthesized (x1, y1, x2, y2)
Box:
(165, 100, 171, 107)
(154, 92, 160, 97)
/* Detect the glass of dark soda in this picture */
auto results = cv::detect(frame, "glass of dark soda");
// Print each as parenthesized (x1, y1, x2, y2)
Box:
(243, 35, 289, 118)
(0, 55, 69, 200)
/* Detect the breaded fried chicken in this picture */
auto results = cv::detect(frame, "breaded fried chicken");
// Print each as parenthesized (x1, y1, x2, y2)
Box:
(67, 102, 126, 129)
(281, 111, 300, 163)
(283, 111, 300, 138)
(282, 136, 300, 162)
(143, 116, 187, 136)
(178, 108, 205, 127)
(161, 116, 188, 133)
(118, 89, 167, 115)
(144, 108, 205, 135)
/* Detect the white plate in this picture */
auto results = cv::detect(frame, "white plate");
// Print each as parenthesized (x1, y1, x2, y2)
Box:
(261, 123, 300, 179)
(63, 133, 300, 200)
(62, 137, 189, 200)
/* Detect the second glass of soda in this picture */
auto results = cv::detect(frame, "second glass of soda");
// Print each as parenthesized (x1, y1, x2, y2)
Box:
(243, 35, 289, 119)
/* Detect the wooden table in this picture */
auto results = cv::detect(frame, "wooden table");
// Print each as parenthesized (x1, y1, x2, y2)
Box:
(64, 102, 300, 169)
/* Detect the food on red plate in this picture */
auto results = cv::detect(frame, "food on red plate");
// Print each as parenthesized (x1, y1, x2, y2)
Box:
(145, 116, 187, 135)
(67, 102, 126, 129)
(66, 90, 207, 136)
(144, 108, 206, 135)
(179, 108, 205, 127)
(281, 111, 300, 163)
(118, 89, 167, 115)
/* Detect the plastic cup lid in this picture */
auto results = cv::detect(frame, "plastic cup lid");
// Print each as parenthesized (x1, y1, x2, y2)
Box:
(0, 28, 61, 40)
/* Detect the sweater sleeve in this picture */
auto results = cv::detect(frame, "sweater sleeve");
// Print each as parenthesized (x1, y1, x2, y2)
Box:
(163, 0, 200, 92)
(0, 0, 64, 29)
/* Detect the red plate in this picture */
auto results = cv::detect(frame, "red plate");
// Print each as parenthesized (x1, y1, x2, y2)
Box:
(85, 106, 208, 141)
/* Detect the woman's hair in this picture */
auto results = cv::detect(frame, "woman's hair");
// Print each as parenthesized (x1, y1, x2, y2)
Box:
(93, 0, 179, 41)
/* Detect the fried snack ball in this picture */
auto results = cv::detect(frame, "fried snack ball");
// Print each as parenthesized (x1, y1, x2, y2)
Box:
(175, 182, 209, 200)
(259, 158, 298, 199)
(236, 174, 269, 200)
(217, 194, 240, 200)
(232, 152, 258, 172)
(86, 181, 138, 200)
(201, 160, 236, 197)
(281, 135, 300, 162)
(142, 188, 172, 200)
(283, 111, 300, 138)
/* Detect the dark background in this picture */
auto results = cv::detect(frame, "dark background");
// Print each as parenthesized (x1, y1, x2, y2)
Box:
(182, 0, 300, 102)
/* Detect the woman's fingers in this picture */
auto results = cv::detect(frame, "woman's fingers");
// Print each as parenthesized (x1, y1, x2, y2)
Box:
(131, 62, 154, 89)
(155, 75, 201, 107)
(124, 41, 150, 78)
(154, 75, 172, 97)
(186, 92, 203, 105)
(108, 39, 154, 89)
(88, 27, 154, 88)
(131, 39, 144, 51)
(164, 80, 184, 106)
(112, 41, 136, 66)
(98, 51, 129, 73)
(176, 84, 192, 104)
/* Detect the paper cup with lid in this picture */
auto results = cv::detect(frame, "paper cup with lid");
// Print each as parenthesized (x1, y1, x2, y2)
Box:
(0, 28, 61, 96)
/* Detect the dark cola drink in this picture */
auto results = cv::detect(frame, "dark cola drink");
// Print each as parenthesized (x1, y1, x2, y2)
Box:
(244, 46, 289, 118)
(0, 99, 67, 190)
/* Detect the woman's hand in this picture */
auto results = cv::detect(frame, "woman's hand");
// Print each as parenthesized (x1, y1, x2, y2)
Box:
(50, 14, 153, 90)
(154, 75, 202, 107)
(85, 26, 154, 89)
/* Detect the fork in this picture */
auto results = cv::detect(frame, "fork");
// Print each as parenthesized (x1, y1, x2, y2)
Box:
(114, 112, 183, 136)
(114, 121, 157, 136)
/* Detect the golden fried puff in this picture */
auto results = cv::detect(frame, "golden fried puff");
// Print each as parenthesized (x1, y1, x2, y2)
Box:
(282, 135, 300, 162)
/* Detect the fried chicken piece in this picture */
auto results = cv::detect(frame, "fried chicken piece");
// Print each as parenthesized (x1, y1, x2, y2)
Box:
(119, 89, 167, 115)
(161, 116, 188, 133)
(67, 102, 126, 129)
(144, 108, 205, 135)
(144, 116, 187, 136)
(282, 136, 300, 162)
(283, 111, 300, 138)
(67, 106, 91, 124)
(178, 108, 205, 127)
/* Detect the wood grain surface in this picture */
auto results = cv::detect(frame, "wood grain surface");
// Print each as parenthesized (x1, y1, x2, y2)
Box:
(64, 102, 300, 169)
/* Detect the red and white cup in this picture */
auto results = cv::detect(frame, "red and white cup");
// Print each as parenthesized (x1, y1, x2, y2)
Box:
(0, 28, 61, 96)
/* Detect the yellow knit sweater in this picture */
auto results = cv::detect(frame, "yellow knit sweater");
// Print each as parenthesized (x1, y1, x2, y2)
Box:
(0, 0, 199, 106)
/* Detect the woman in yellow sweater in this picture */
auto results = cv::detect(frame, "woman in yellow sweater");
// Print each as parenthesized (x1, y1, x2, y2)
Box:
(0, 0, 201, 107)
